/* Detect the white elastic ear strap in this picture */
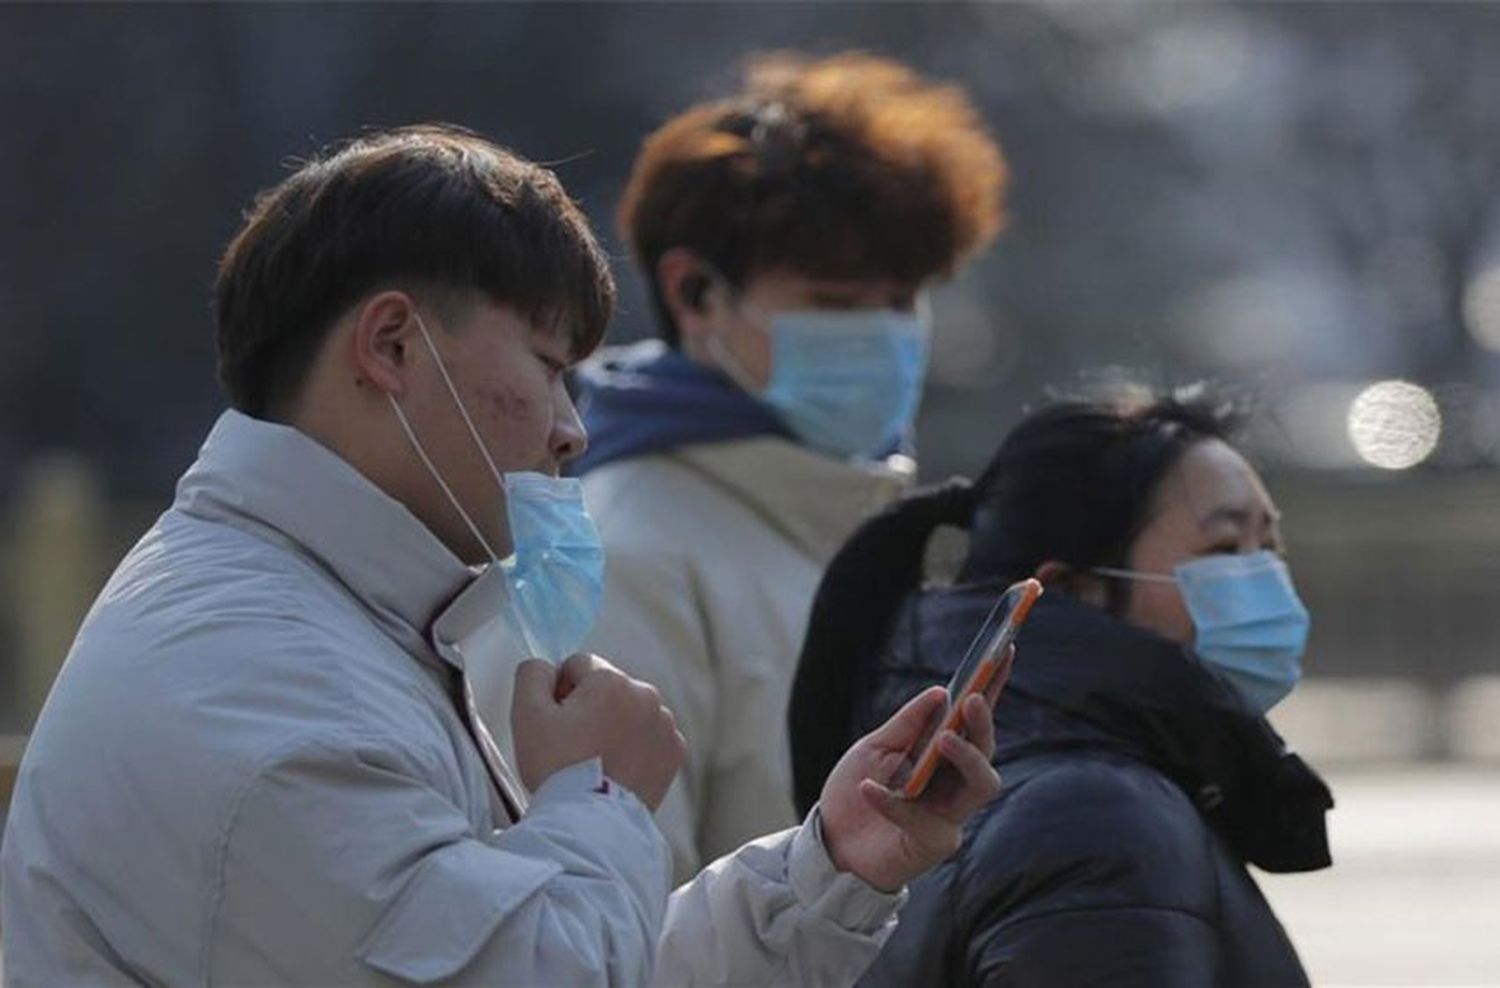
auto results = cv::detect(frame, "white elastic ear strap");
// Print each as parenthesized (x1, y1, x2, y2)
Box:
(697, 260, 768, 395)
(1093, 566, 1177, 584)
(387, 393, 501, 563)
(915, 292, 935, 334)
(706, 333, 763, 395)
(410, 312, 510, 495)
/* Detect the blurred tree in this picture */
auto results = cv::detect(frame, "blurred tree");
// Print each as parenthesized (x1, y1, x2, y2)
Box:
(3, 1, 1500, 495)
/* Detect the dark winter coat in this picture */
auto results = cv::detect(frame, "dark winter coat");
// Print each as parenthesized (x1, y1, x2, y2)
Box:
(850, 587, 1333, 988)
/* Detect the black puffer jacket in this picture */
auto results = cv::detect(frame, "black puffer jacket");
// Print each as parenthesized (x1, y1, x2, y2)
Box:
(852, 586, 1333, 988)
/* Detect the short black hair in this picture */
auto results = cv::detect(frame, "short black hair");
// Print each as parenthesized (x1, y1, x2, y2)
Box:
(215, 124, 615, 418)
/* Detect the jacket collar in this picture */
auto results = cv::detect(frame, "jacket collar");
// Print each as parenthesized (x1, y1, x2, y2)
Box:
(573, 340, 792, 475)
(669, 437, 914, 563)
(894, 586, 1334, 873)
(174, 410, 475, 666)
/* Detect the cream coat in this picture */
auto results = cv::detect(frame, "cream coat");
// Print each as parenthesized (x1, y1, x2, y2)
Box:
(1, 413, 904, 987)
(580, 438, 912, 883)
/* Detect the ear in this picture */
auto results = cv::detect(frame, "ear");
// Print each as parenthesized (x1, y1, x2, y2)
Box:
(1034, 560, 1072, 587)
(349, 290, 420, 398)
(1036, 559, 1108, 608)
(657, 247, 729, 345)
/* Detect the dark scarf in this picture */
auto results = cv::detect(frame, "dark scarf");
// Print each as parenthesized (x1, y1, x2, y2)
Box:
(866, 585, 1333, 873)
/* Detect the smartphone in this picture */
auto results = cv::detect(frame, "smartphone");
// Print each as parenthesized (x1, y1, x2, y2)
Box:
(891, 578, 1042, 800)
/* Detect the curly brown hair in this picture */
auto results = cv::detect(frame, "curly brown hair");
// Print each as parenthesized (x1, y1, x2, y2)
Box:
(619, 51, 1008, 345)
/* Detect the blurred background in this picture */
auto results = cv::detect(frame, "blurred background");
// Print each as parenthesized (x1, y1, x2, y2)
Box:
(1, 2, 1497, 982)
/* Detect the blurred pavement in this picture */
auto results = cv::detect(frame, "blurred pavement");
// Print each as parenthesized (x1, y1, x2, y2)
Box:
(1261, 765, 1500, 986)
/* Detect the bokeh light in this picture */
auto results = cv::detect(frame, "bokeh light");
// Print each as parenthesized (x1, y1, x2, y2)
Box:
(1347, 380, 1442, 470)
(1462, 264, 1500, 353)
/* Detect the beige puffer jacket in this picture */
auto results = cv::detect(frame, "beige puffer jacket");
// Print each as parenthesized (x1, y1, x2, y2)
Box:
(581, 437, 912, 883)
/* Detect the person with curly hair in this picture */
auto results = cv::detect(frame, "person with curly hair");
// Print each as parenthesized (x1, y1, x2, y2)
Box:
(568, 51, 1010, 882)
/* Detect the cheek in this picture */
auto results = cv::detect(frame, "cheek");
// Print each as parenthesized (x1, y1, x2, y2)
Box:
(475, 383, 549, 455)
(1126, 581, 1197, 646)
(478, 384, 536, 422)
(726, 321, 774, 389)
(744, 331, 773, 380)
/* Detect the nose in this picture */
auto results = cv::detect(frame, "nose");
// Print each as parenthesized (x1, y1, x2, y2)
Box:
(552, 384, 589, 465)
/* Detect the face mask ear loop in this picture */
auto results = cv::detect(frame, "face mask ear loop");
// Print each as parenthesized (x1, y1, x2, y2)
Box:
(914, 292, 935, 336)
(410, 312, 511, 498)
(705, 333, 764, 395)
(1092, 566, 1178, 584)
(697, 259, 771, 395)
(388, 393, 502, 564)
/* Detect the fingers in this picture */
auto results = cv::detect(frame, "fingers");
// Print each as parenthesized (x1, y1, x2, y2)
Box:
(960, 693, 996, 760)
(512, 658, 561, 713)
(858, 778, 926, 832)
(935, 730, 1002, 810)
(867, 685, 949, 750)
(558, 651, 610, 683)
(557, 652, 619, 701)
(859, 779, 963, 861)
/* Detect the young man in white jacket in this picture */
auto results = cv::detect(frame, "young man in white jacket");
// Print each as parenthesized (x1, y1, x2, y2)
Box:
(0, 124, 1003, 986)
(574, 53, 1010, 882)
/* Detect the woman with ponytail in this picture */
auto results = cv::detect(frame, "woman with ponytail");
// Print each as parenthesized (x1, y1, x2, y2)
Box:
(788, 385, 1333, 986)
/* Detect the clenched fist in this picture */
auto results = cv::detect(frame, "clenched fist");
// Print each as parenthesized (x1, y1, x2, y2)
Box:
(511, 653, 686, 809)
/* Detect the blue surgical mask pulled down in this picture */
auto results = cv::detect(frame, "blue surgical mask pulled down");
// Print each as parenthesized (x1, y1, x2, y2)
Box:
(388, 313, 605, 663)
(1096, 551, 1310, 712)
(716, 305, 931, 461)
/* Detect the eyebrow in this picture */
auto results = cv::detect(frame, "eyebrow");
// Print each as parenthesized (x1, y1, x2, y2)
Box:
(530, 322, 584, 360)
(1199, 505, 1283, 529)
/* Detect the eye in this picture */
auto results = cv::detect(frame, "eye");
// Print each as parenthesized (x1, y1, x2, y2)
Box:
(808, 292, 862, 310)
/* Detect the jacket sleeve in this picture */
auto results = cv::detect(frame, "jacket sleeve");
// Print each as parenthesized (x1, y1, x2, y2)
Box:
(654, 811, 903, 987)
(211, 738, 671, 986)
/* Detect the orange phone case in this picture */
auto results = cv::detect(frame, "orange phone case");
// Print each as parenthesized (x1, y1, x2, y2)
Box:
(896, 578, 1042, 800)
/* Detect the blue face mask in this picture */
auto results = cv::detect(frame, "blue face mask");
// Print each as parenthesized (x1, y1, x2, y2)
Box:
(496, 472, 603, 660)
(389, 313, 605, 662)
(760, 308, 930, 459)
(711, 300, 931, 460)
(1096, 550, 1310, 712)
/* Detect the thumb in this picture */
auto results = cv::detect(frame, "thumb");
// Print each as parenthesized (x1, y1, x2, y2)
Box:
(867, 685, 949, 751)
(556, 652, 612, 700)
(512, 659, 561, 716)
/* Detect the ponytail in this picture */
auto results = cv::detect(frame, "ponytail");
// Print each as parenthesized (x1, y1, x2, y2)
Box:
(788, 479, 975, 815)
(789, 384, 1247, 815)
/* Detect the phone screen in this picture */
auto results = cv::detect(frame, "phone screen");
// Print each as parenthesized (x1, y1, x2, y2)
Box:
(891, 578, 1041, 799)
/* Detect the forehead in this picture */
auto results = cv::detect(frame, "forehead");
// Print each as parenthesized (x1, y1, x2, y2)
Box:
(457, 299, 579, 352)
(743, 267, 922, 298)
(1152, 439, 1274, 527)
